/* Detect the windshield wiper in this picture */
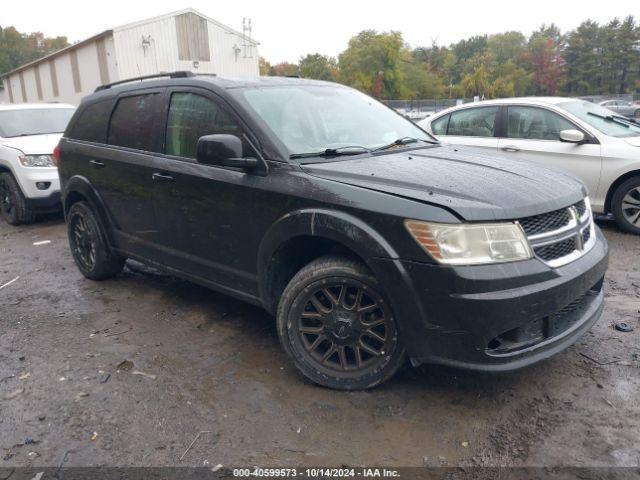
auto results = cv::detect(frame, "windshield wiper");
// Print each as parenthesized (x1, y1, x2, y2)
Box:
(373, 137, 435, 152)
(290, 145, 371, 159)
(587, 111, 634, 128)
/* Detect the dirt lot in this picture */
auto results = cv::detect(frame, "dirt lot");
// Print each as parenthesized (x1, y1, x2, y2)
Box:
(0, 215, 639, 468)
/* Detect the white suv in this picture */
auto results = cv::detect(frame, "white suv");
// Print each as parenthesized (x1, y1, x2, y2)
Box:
(0, 103, 75, 225)
(419, 97, 640, 234)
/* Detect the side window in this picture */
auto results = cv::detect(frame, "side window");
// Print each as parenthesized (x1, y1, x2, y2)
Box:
(430, 114, 449, 135)
(107, 94, 163, 152)
(507, 106, 576, 141)
(447, 107, 499, 137)
(67, 100, 113, 143)
(166, 92, 251, 159)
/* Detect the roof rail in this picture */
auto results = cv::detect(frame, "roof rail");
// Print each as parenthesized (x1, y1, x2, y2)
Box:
(95, 71, 195, 92)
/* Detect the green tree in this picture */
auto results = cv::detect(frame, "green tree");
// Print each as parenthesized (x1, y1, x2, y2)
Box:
(298, 53, 337, 81)
(268, 62, 299, 77)
(338, 30, 405, 99)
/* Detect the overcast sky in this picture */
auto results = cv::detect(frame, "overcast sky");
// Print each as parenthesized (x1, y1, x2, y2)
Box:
(5, 0, 637, 63)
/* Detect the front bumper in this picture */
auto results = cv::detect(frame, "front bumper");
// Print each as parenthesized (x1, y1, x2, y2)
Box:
(371, 226, 609, 372)
(15, 166, 60, 201)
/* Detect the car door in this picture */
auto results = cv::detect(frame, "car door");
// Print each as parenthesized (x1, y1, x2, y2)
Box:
(95, 89, 169, 259)
(497, 105, 602, 198)
(152, 88, 266, 294)
(431, 106, 500, 153)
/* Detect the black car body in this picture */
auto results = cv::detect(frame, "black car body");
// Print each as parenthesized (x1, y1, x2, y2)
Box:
(58, 73, 608, 389)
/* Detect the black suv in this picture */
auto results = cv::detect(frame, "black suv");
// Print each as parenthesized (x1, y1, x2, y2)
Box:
(58, 72, 608, 389)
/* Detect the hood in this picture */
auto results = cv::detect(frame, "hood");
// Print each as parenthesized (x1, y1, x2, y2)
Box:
(623, 136, 640, 147)
(301, 145, 587, 221)
(0, 133, 62, 155)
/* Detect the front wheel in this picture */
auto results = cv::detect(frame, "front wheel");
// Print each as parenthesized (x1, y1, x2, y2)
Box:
(277, 255, 407, 390)
(612, 176, 640, 235)
(67, 201, 125, 279)
(0, 172, 35, 225)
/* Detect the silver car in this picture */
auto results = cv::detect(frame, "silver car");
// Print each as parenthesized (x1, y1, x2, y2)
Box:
(598, 100, 640, 119)
(419, 97, 640, 234)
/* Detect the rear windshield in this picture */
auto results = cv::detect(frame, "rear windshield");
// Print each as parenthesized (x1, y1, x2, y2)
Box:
(0, 108, 75, 138)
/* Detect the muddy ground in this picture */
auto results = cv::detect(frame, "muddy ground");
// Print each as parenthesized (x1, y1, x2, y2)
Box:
(0, 215, 638, 469)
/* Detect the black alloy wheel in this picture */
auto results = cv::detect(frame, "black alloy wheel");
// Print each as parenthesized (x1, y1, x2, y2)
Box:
(277, 256, 406, 390)
(66, 201, 125, 279)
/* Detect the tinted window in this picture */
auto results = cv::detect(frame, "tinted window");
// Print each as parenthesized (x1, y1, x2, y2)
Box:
(507, 106, 576, 141)
(67, 100, 113, 143)
(448, 107, 499, 137)
(431, 114, 449, 135)
(107, 94, 163, 152)
(166, 92, 248, 159)
(0, 108, 75, 138)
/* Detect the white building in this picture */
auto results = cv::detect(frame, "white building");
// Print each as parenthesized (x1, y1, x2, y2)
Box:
(0, 8, 259, 105)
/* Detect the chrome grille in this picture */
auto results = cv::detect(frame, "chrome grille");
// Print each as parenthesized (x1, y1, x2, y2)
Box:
(518, 199, 595, 268)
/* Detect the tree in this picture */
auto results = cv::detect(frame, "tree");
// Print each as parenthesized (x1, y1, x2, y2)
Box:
(298, 53, 337, 81)
(338, 30, 406, 99)
(268, 62, 299, 77)
(525, 28, 566, 95)
(258, 56, 271, 76)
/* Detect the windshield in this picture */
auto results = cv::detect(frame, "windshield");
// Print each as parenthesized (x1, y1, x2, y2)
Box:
(239, 85, 435, 157)
(559, 101, 640, 138)
(0, 108, 75, 138)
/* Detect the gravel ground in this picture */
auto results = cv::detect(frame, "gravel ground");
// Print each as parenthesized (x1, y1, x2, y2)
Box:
(0, 215, 638, 468)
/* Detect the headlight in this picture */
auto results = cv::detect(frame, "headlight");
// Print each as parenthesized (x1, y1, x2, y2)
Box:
(18, 154, 55, 167)
(405, 220, 533, 265)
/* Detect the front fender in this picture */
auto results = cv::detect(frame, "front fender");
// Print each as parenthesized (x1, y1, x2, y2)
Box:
(257, 208, 400, 309)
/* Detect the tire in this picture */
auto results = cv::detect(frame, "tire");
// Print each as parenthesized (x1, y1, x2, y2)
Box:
(67, 201, 125, 280)
(611, 176, 640, 235)
(276, 255, 407, 390)
(0, 172, 36, 225)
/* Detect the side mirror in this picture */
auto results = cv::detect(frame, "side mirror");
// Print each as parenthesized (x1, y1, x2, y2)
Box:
(559, 129, 586, 144)
(196, 134, 259, 170)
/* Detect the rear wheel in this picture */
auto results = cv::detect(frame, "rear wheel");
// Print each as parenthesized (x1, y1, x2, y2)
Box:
(277, 255, 406, 390)
(67, 201, 125, 279)
(0, 172, 35, 225)
(612, 176, 640, 235)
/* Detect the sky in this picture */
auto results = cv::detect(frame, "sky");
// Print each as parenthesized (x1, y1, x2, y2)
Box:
(4, 0, 638, 63)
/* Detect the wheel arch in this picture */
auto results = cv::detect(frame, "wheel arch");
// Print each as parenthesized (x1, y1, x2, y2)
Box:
(257, 209, 399, 314)
(605, 169, 640, 213)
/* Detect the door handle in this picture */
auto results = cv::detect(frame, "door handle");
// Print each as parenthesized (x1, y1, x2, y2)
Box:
(89, 160, 105, 168)
(501, 145, 520, 152)
(152, 172, 174, 183)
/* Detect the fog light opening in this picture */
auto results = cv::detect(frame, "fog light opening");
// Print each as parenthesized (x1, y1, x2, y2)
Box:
(36, 182, 51, 191)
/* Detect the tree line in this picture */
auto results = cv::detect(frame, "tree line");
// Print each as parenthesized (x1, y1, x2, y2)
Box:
(1, 18, 639, 101)
(261, 16, 640, 100)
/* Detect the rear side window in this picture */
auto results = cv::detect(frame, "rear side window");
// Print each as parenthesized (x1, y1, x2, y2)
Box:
(430, 114, 449, 135)
(166, 92, 249, 159)
(448, 107, 499, 137)
(107, 94, 163, 152)
(67, 100, 112, 143)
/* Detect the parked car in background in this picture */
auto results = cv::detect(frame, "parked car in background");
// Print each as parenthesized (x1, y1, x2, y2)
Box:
(58, 73, 607, 389)
(0, 103, 75, 225)
(598, 99, 640, 119)
(419, 97, 640, 234)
